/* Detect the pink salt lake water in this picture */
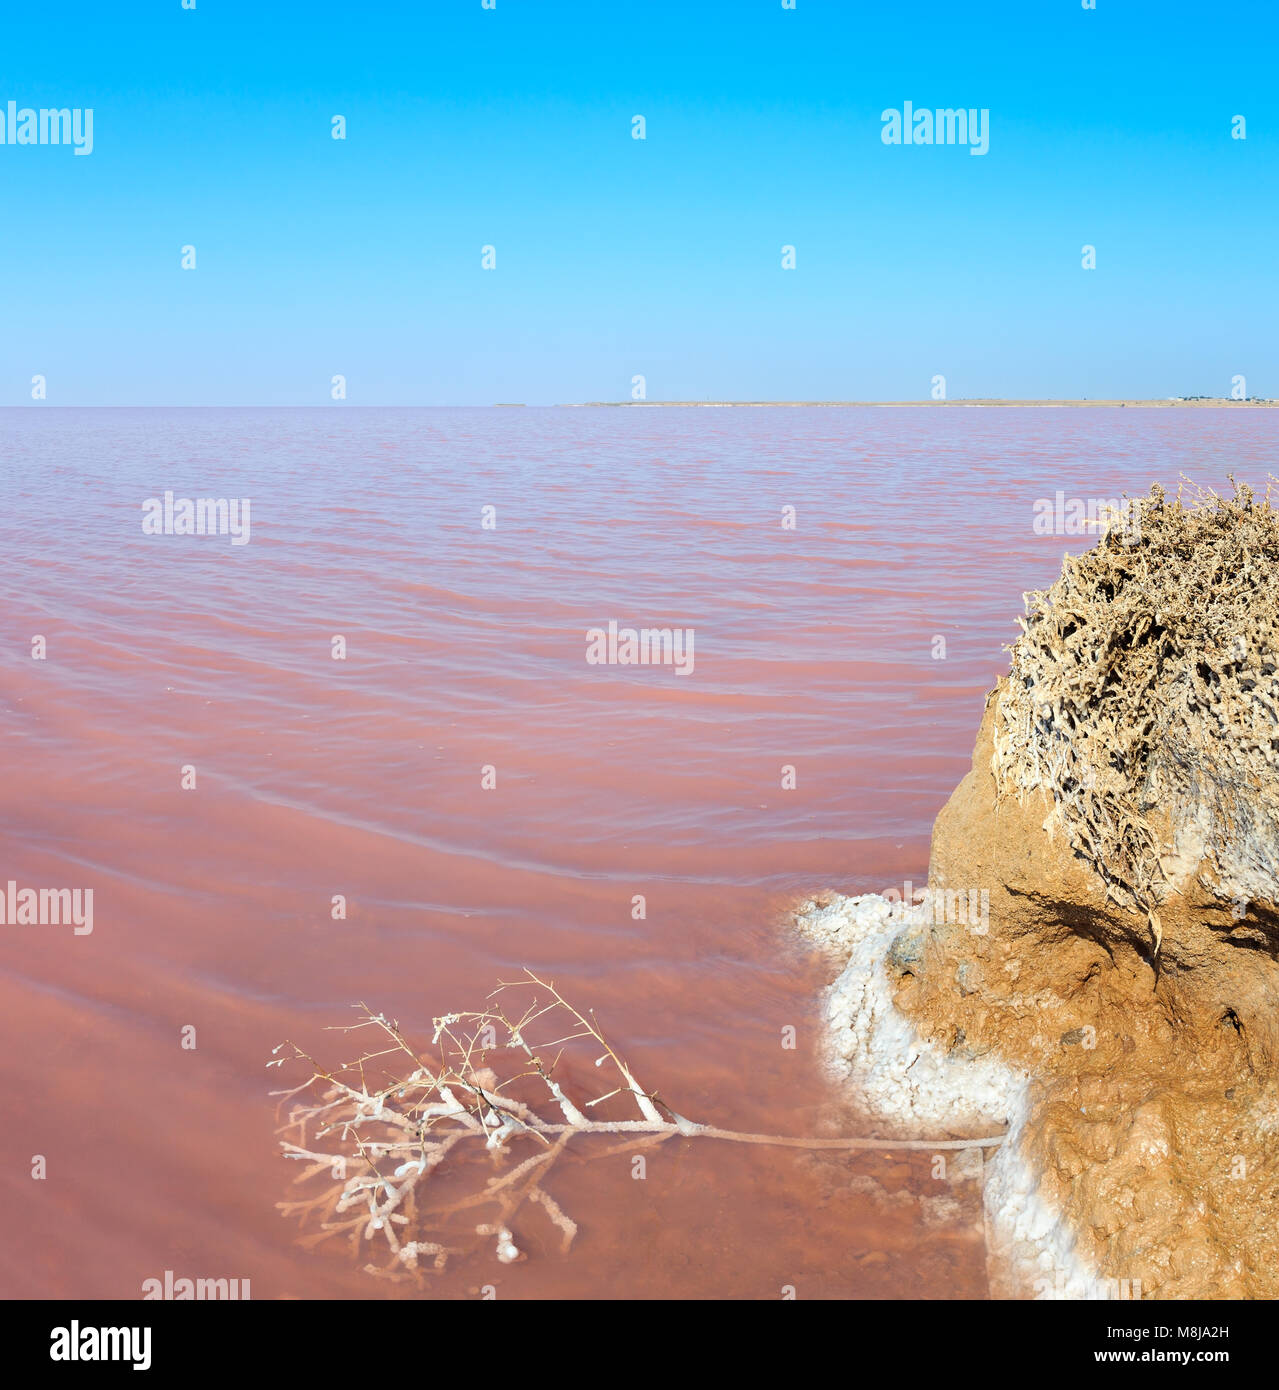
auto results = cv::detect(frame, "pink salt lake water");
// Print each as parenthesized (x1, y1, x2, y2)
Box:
(1, 405, 1272, 1299)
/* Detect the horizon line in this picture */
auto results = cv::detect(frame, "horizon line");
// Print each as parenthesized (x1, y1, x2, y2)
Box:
(2, 397, 1276, 411)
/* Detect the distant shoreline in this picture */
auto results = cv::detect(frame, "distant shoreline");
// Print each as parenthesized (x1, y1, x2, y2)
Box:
(566, 398, 1277, 409)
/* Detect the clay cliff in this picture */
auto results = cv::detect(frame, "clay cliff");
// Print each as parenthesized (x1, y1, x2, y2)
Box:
(801, 482, 1279, 1298)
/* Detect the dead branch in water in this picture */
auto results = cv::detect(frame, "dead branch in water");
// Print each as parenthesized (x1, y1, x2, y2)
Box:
(271, 969, 1004, 1280)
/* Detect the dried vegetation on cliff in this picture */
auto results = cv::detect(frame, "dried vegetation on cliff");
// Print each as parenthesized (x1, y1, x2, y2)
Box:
(993, 478, 1279, 943)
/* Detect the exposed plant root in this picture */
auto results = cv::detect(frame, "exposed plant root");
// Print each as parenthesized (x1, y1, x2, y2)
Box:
(993, 477, 1279, 943)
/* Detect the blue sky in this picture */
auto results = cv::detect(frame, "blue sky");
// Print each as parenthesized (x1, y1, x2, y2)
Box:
(2, 0, 1276, 404)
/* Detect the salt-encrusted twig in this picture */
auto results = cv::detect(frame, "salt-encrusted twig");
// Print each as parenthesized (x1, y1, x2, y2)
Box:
(273, 969, 1005, 1278)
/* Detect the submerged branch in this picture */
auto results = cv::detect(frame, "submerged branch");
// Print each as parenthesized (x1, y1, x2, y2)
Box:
(272, 968, 1003, 1279)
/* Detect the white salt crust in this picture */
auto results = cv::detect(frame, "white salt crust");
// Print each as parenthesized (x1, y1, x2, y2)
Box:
(795, 892, 1106, 1300)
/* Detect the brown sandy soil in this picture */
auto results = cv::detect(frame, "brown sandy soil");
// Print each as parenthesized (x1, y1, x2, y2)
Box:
(905, 691, 1279, 1298)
